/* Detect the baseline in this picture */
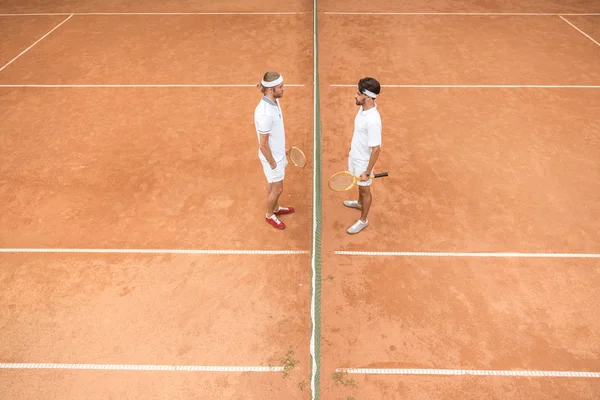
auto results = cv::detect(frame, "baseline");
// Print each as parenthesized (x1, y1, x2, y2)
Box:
(336, 368, 600, 378)
(0, 363, 283, 372)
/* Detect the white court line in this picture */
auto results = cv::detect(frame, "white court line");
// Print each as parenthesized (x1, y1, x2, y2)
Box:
(0, 363, 283, 372)
(0, 84, 305, 88)
(324, 12, 600, 16)
(330, 84, 600, 88)
(335, 251, 600, 258)
(336, 368, 600, 378)
(0, 12, 305, 16)
(559, 16, 600, 47)
(0, 14, 72, 73)
(0, 248, 308, 255)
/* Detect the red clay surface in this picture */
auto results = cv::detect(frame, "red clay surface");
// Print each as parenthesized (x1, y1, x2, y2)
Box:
(1, 11, 314, 397)
(0, 14, 312, 84)
(322, 88, 600, 253)
(0, 87, 312, 249)
(0, 370, 313, 400)
(320, 0, 600, 14)
(563, 16, 600, 43)
(319, 15, 600, 85)
(3, 1, 600, 399)
(323, 375, 600, 400)
(319, 256, 600, 399)
(0, 0, 311, 13)
(0, 253, 311, 399)
(321, 257, 600, 370)
(0, 16, 71, 67)
(318, 6, 600, 400)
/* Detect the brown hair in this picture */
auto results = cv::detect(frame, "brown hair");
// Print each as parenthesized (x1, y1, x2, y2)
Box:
(358, 77, 381, 98)
(257, 71, 281, 94)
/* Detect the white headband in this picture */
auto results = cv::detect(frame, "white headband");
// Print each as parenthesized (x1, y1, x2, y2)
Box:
(262, 75, 283, 88)
(361, 88, 378, 98)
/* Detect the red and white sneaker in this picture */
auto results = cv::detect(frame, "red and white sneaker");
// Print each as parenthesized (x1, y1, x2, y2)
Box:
(265, 214, 286, 230)
(274, 206, 295, 215)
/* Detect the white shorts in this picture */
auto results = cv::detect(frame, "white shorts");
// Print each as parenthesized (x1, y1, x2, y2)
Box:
(348, 156, 373, 186)
(261, 156, 288, 183)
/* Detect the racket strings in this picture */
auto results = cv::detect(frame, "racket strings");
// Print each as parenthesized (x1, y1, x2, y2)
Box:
(289, 148, 306, 167)
(329, 172, 355, 191)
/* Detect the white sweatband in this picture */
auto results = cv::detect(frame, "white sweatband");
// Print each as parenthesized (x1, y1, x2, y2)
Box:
(262, 75, 283, 87)
(362, 88, 378, 98)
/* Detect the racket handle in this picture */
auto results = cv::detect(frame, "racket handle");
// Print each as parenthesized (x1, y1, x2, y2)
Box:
(374, 172, 388, 178)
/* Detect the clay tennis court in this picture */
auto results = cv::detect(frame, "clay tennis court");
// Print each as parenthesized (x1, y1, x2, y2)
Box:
(1, 0, 600, 399)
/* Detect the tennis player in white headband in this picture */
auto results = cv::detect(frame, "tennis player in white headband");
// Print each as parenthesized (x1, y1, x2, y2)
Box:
(344, 77, 383, 234)
(254, 71, 295, 230)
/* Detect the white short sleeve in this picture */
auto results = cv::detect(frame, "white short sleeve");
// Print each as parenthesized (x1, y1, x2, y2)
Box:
(367, 123, 382, 147)
(256, 114, 274, 134)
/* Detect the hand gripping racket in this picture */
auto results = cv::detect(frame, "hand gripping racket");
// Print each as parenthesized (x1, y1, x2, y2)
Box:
(328, 171, 388, 191)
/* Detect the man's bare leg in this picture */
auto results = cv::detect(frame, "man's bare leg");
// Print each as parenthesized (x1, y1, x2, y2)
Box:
(267, 181, 284, 217)
(359, 185, 371, 222)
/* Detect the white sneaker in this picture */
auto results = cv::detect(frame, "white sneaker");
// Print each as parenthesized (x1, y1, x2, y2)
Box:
(347, 219, 368, 234)
(343, 200, 362, 210)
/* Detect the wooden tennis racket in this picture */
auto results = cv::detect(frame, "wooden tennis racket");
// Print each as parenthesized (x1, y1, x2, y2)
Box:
(328, 171, 388, 191)
(288, 146, 306, 167)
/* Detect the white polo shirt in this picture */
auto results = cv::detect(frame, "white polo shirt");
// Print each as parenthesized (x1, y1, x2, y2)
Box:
(254, 97, 286, 163)
(350, 104, 382, 161)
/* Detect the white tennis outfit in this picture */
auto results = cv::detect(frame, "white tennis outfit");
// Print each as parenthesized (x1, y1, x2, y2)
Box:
(254, 97, 287, 183)
(348, 104, 382, 186)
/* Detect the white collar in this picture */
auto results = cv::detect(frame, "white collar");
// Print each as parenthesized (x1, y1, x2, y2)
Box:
(261, 96, 277, 106)
(360, 104, 377, 115)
